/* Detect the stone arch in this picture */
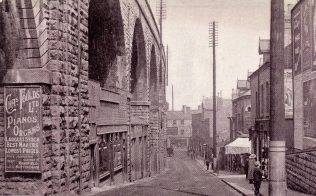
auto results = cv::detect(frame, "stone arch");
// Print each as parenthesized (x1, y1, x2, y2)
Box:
(149, 45, 158, 105)
(159, 59, 163, 90)
(130, 18, 147, 101)
(88, 0, 125, 89)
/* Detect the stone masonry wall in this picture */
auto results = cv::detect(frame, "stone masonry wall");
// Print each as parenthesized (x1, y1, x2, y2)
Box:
(0, 0, 166, 194)
(44, 0, 90, 194)
(286, 150, 316, 194)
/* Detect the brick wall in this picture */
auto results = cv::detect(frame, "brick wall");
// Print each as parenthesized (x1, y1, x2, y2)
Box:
(286, 150, 316, 194)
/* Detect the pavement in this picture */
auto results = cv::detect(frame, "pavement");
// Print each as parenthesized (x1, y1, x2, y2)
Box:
(195, 158, 312, 196)
(90, 150, 241, 196)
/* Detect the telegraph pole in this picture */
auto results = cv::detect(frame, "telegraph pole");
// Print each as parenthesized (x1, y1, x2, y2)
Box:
(269, 0, 286, 195)
(157, 0, 166, 43)
(172, 85, 174, 111)
(209, 21, 218, 173)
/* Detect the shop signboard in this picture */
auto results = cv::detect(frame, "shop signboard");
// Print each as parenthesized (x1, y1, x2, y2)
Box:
(4, 87, 42, 173)
(284, 69, 293, 119)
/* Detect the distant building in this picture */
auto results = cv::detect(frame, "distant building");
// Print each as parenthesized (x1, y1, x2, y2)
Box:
(191, 97, 231, 155)
(166, 106, 199, 149)
(231, 78, 252, 141)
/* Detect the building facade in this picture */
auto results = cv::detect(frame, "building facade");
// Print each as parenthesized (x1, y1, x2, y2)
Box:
(166, 106, 198, 149)
(286, 0, 316, 194)
(231, 79, 251, 140)
(249, 42, 271, 163)
(0, 0, 167, 195)
(191, 97, 231, 156)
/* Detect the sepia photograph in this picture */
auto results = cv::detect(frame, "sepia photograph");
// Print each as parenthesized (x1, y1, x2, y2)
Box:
(0, 0, 315, 195)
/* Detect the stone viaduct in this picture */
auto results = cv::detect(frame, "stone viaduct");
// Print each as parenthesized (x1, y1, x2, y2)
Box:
(0, 0, 167, 195)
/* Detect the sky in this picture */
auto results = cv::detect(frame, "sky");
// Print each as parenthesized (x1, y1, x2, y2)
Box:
(148, 0, 295, 111)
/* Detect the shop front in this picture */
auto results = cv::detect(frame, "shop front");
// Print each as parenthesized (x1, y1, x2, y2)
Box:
(251, 119, 269, 178)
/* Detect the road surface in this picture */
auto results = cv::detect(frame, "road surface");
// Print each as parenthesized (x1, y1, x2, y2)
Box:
(96, 150, 241, 196)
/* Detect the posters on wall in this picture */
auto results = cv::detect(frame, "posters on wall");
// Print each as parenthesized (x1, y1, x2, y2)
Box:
(4, 87, 42, 173)
(303, 80, 316, 138)
(313, 0, 316, 70)
(292, 1, 302, 75)
(292, 0, 316, 74)
(302, 0, 313, 71)
(284, 69, 293, 119)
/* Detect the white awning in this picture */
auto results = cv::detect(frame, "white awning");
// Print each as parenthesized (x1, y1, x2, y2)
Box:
(225, 137, 251, 154)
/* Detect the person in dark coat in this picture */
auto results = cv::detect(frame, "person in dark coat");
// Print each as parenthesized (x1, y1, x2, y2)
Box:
(253, 161, 263, 196)
(205, 157, 210, 170)
(244, 157, 249, 179)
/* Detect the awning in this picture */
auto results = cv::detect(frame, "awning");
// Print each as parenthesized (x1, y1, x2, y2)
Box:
(225, 137, 251, 154)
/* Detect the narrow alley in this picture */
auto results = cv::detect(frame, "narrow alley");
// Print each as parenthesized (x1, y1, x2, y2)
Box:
(94, 150, 240, 196)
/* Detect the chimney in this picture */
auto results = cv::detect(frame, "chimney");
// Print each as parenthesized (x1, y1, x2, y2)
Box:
(183, 105, 187, 113)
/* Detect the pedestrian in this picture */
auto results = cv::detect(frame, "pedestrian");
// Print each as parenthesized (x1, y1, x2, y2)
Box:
(247, 154, 256, 183)
(253, 161, 263, 196)
(244, 157, 249, 179)
(205, 157, 210, 170)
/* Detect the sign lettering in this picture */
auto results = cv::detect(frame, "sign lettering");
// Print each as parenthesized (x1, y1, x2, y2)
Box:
(4, 87, 42, 173)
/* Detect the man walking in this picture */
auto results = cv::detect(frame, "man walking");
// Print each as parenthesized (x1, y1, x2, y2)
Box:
(205, 157, 210, 170)
(253, 161, 263, 196)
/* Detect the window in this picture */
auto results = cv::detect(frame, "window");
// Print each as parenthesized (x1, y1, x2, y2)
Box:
(181, 120, 184, 125)
(173, 120, 176, 125)
(181, 129, 184, 135)
(245, 105, 251, 112)
(266, 82, 269, 116)
(261, 84, 264, 117)
(256, 92, 259, 118)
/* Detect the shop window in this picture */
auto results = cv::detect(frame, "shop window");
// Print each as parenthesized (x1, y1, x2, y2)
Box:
(99, 136, 109, 175)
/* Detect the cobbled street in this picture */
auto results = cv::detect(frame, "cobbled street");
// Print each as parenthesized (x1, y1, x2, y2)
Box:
(96, 150, 241, 196)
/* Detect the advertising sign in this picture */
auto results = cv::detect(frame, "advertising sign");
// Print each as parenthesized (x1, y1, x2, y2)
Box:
(4, 87, 42, 173)
(292, 2, 302, 75)
(303, 80, 316, 138)
(302, 0, 313, 71)
(167, 127, 178, 135)
(284, 69, 293, 119)
(313, 1, 316, 70)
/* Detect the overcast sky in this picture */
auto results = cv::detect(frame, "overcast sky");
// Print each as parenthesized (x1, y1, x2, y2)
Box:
(148, 0, 296, 111)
